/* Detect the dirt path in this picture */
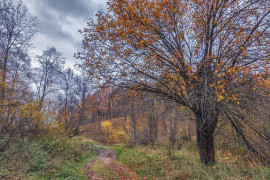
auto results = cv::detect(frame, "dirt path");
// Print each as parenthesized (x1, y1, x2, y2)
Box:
(85, 145, 140, 180)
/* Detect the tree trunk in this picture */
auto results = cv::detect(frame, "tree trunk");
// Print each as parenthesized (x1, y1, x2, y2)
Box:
(131, 103, 136, 142)
(168, 108, 177, 157)
(188, 119, 192, 140)
(124, 110, 127, 121)
(148, 111, 158, 143)
(74, 86, 86, 135)
(64, 92, 68, 129)
(1, 52, 8, 102)
(195, 113, 218, 165)
(162, 117, 167, 134)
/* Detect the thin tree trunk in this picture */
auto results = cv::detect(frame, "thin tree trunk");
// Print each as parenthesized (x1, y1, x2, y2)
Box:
(64, 92, 68, 129)
(1, 53, 8, 101)
(131, 103, 136, 142)
(74, 86, 87, 135)
(168, 107, 177, 157)
(162, 113, 167, 135)
(149, 111, 158, 144)
(188, 119, 192, 140)
(124, 110, 127, 121)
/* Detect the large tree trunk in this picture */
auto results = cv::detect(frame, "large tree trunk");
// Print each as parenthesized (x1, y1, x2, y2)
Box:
(195, 113, 218, 165)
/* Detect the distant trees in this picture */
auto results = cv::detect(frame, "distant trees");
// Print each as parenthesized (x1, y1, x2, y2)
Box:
(74, 75, 88, 134)
(59, 70, 90, 133)
(60, 68, 75, 128)
(0, 0, 37, 137)
(32, 47, 65, 110)
(146, 93, 159, 144)
(0, 0, 36, 101)
(0, 0, 90, 138)
(77, 0, 270, 164)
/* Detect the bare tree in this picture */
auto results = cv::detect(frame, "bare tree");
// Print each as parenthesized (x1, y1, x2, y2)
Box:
(73, 74, 89, 134)
(0, 0, 36, 101)
(146, 94, 159, 144)
(32, 47, 65, 110)
(60, 68, 75, 129)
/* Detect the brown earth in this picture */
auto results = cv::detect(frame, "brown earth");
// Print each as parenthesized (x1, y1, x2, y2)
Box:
(85, 145, 141, 180)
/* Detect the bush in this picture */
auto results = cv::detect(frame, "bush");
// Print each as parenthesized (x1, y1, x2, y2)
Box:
(101, 120, 128, 144)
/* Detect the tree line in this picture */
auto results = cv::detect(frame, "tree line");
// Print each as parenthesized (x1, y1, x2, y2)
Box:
(0, 0, 88, 139)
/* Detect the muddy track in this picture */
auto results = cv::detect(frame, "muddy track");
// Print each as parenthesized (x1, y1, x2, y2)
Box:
(85, 145, 140, 180)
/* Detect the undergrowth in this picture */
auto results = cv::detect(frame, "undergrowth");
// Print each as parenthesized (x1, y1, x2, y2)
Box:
(118, 142, 270, 180)
(0, 134, 96, 179)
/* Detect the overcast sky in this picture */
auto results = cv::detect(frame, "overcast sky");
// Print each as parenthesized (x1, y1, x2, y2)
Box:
(21, 0, 108, 69)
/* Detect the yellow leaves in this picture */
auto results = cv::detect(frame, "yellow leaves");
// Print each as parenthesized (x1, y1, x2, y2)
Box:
(101, 120, 113, 130)
(78, 0, 270, 117)
(217, 94, 225, 102)
(101, 120, 127, 143)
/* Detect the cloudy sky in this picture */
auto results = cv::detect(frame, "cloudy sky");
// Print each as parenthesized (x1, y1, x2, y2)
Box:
(21, 0, 108, 69)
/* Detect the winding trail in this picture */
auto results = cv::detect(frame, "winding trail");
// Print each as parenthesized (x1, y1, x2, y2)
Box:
(85, 144, 140, 180)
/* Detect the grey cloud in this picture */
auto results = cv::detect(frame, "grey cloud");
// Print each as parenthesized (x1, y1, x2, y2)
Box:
(34, 0, 106, 45)
(40, 0, 103, 18)
(24, 0, 107, 68)
(37, 8, 75, 43)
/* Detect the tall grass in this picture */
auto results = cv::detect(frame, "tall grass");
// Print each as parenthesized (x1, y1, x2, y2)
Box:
(118, 142, 270, 180)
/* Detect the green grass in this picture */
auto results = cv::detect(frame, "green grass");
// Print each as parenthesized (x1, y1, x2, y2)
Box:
(90, 159, 119, 179)
(0, 135, 97, 179)
(45, 150, 96, 180)
(2, 134, 269, 180)
(117, 143, 270, 180)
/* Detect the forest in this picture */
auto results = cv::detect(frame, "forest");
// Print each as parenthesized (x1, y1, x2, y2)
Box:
(0, 0, 270, 179)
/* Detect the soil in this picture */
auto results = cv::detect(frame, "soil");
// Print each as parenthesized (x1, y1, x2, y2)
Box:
(85, 145, 140, 180)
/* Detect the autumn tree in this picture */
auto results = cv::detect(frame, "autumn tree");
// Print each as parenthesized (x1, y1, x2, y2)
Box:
(77, 0, 270, 164)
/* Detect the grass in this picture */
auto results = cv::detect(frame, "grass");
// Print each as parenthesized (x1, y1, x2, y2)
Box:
(117, 142, 270, 180)
(2, 132, 269, 179)
(0, 135, 97, 179)
(45, 150, 96, 180)
(90, 159, 119, 179)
